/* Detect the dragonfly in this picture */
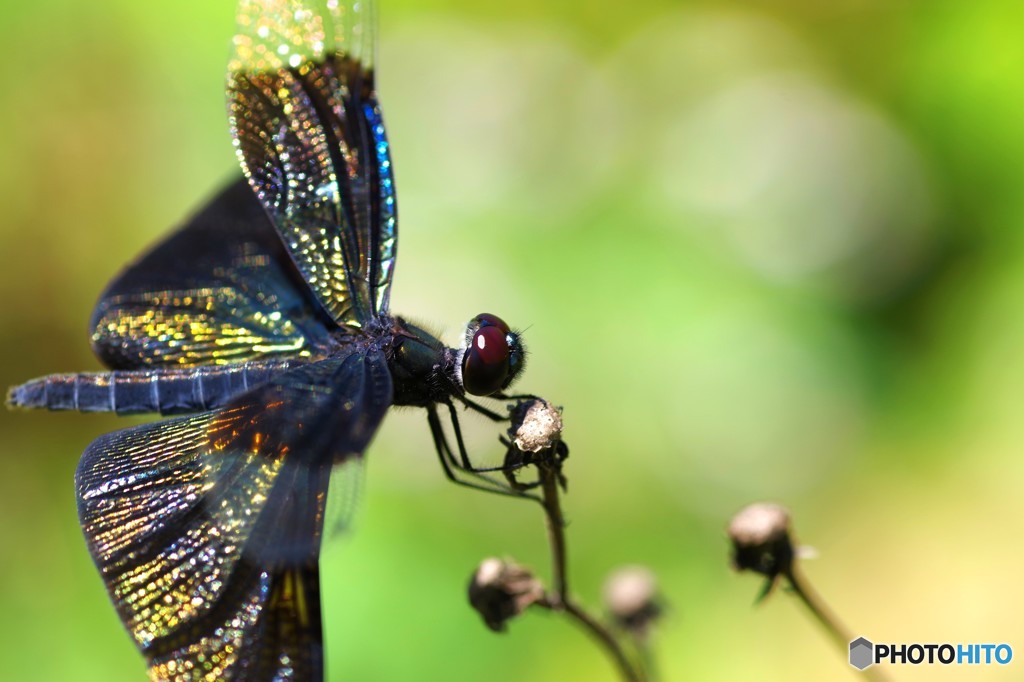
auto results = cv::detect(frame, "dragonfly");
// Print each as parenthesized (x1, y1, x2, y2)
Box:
(7, 0, 532, 679)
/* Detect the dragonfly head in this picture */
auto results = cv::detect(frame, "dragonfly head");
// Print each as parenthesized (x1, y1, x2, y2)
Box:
(456, 313, 526, 397)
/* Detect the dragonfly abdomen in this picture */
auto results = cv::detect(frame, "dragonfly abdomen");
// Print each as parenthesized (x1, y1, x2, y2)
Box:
(6, 359, 299, 415)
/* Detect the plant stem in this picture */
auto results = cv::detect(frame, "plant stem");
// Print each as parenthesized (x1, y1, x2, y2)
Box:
(541, 471, 569, 601)
(563, 599, 640, 682)
(784, 566, 891, 682)
(538, 465, 642, 682)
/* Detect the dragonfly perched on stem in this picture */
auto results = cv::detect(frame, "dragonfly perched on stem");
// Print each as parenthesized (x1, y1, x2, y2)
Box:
(7, 0, 535, 679)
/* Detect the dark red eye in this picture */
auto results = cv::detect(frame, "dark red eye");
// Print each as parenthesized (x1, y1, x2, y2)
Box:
(461, 324, 510, 396)
(475, 313, 510, 334)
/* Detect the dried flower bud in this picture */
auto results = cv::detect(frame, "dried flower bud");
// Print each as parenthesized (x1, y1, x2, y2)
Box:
(603, 565, 662, 635)
(508, 399, 564, 454)
(502, 399, 569, 490)
(728, 502, 795, 594)
(468, 558, 545, 632)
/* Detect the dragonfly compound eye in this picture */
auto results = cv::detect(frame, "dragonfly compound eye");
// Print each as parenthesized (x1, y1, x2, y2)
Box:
(462, 324, 510, 396)
(460, 313, 526, 396)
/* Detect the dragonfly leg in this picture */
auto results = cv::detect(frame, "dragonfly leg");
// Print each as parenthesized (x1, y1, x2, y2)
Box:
(445, 400, 479, 471)
(426, 405, 537, 501)
(458, 396, 507, 422)
(442, 402, 546, 490)
(493, 391, 540, 402)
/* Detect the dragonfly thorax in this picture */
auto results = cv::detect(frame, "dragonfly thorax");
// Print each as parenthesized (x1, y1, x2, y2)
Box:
(382, 313, 525, 406)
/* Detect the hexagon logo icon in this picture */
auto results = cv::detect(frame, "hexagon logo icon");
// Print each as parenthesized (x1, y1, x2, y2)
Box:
(849, 637, 874, 670)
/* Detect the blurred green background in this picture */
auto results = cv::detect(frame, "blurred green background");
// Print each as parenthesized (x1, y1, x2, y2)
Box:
(1, 0, 1023, 680)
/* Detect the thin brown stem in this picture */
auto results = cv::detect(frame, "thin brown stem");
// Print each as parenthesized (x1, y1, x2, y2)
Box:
(631, 632, 657, 682)
(537, 464, 643, 682)
(784, 566, 892, 682)
(563, 598, 641, 682)
(541, 470, 569, 601)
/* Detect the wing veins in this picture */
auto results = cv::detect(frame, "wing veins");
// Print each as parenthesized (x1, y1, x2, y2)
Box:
(94, 447, 253, 571)
(143, 452, 317, 659)
(289, 60, 366, 276)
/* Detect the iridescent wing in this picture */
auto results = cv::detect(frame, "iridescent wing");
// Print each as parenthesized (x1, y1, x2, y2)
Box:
(76, 347, 393, 681)
(229, 0, 398, 328)
(91, 179, 336, 370)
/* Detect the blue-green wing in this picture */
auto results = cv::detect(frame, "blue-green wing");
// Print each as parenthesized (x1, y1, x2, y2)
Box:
(229, 0, 398, 328)
(75, 347, 392, 681)
(90, 179, 335, 370)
